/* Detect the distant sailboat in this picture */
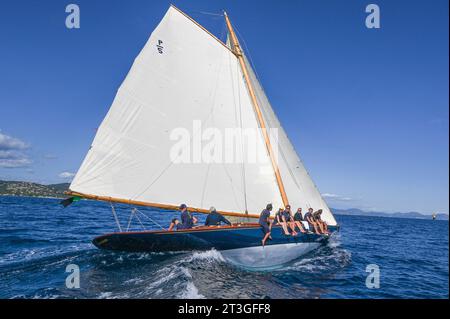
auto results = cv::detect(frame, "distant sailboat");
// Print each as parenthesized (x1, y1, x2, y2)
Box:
(65, 5, 339, 268)
(432, 213, 437, 220)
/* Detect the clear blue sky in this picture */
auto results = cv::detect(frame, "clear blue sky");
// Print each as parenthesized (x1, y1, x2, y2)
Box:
(0, 0, 448, 214)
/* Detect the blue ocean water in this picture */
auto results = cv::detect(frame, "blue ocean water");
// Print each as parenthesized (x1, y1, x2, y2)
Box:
(0, 196, 448, 299)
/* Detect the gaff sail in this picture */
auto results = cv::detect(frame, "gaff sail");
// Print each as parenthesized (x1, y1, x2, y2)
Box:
(69, 5, 337, 226)
(69, 6, 283, 216)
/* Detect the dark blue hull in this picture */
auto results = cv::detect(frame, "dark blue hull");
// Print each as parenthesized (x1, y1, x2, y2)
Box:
(93, 224, 338, 252)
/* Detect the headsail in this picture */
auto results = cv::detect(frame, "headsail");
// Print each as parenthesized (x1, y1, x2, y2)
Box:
(69, 6, 284, 217)
(226, 31, 337, 226)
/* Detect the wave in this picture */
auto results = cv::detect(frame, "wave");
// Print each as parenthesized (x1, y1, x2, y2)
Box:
(283, 236, 351, 274)
(179, 281, 205, 299)
(0, 243, 93, 267)
(2, 195, 447, 299)
(184, 249, 225, 263)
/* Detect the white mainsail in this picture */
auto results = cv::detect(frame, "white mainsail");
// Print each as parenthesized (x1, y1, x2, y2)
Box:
(70, 6, 284, 215)
(70, 5, 337, 226)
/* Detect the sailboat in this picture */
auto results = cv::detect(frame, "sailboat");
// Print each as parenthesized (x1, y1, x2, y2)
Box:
(65, 5, 339, 268)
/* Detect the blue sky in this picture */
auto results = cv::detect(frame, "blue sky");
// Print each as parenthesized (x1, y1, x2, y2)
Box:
(0, 0, 448, 214)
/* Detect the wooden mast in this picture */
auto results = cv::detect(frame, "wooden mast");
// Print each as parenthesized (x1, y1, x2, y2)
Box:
(224, 11, 290, 207)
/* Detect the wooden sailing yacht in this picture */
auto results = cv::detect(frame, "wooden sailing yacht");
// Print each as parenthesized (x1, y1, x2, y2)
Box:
(65, 5, 339, 268)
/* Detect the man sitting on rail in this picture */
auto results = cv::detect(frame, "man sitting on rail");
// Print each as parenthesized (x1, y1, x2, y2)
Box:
(178, 203, 194, 230)
(272, 208, 291, 235)
(313, 209, 329, 235)
(283, 205, 298, 236)
(293, 208, 307, 234)
(304, 208, 322, 234)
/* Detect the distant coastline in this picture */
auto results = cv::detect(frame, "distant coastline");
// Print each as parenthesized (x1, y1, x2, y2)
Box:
(0, 180, 69, 199)
(332, 208, 449, 221)
(0, 180, 448, 221)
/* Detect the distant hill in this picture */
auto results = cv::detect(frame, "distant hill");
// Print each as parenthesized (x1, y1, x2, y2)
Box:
(332, 208, 449, 221)
(0, 180, 70, 198)
(0, 180, 448, 220)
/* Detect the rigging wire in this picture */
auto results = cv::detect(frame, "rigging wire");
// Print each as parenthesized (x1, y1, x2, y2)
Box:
(133, 210, 147, 230)
(218, 17, 228, 43)
(191, 10, 224, 17)
(126, 208, 146, 231)
(126, 210, 134, 231)
(110, 202, 123, 232)
(134, 208, 166, 230)
(233, 24, 262, 87)
(200, 160, 211, 208)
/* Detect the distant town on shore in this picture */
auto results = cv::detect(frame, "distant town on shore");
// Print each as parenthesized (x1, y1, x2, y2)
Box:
(0, 180, 69, 199)
(0, 180, 448, 220)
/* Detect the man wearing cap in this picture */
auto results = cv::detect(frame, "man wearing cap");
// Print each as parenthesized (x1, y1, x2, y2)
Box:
(205, 207, 231, 226)
(259, 203, 273, 246)
(178, 204, 194, 230)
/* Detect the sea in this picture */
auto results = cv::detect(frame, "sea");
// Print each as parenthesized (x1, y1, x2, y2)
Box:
(0, 196, 448, 299)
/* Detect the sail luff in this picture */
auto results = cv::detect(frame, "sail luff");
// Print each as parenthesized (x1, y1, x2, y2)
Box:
(224, 12, 290, 207)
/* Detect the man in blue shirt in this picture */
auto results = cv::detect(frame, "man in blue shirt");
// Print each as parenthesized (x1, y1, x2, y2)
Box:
(304, 207, 321, 234)
(259, 203, 273, 246)
(283, 205, 298, 236)
(293, 208, 307, 233)
(205, 207, 231, 226)
(178, 203, 194, 230)
(313, 209, 329, 235)
(273, 207, 291, 235)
